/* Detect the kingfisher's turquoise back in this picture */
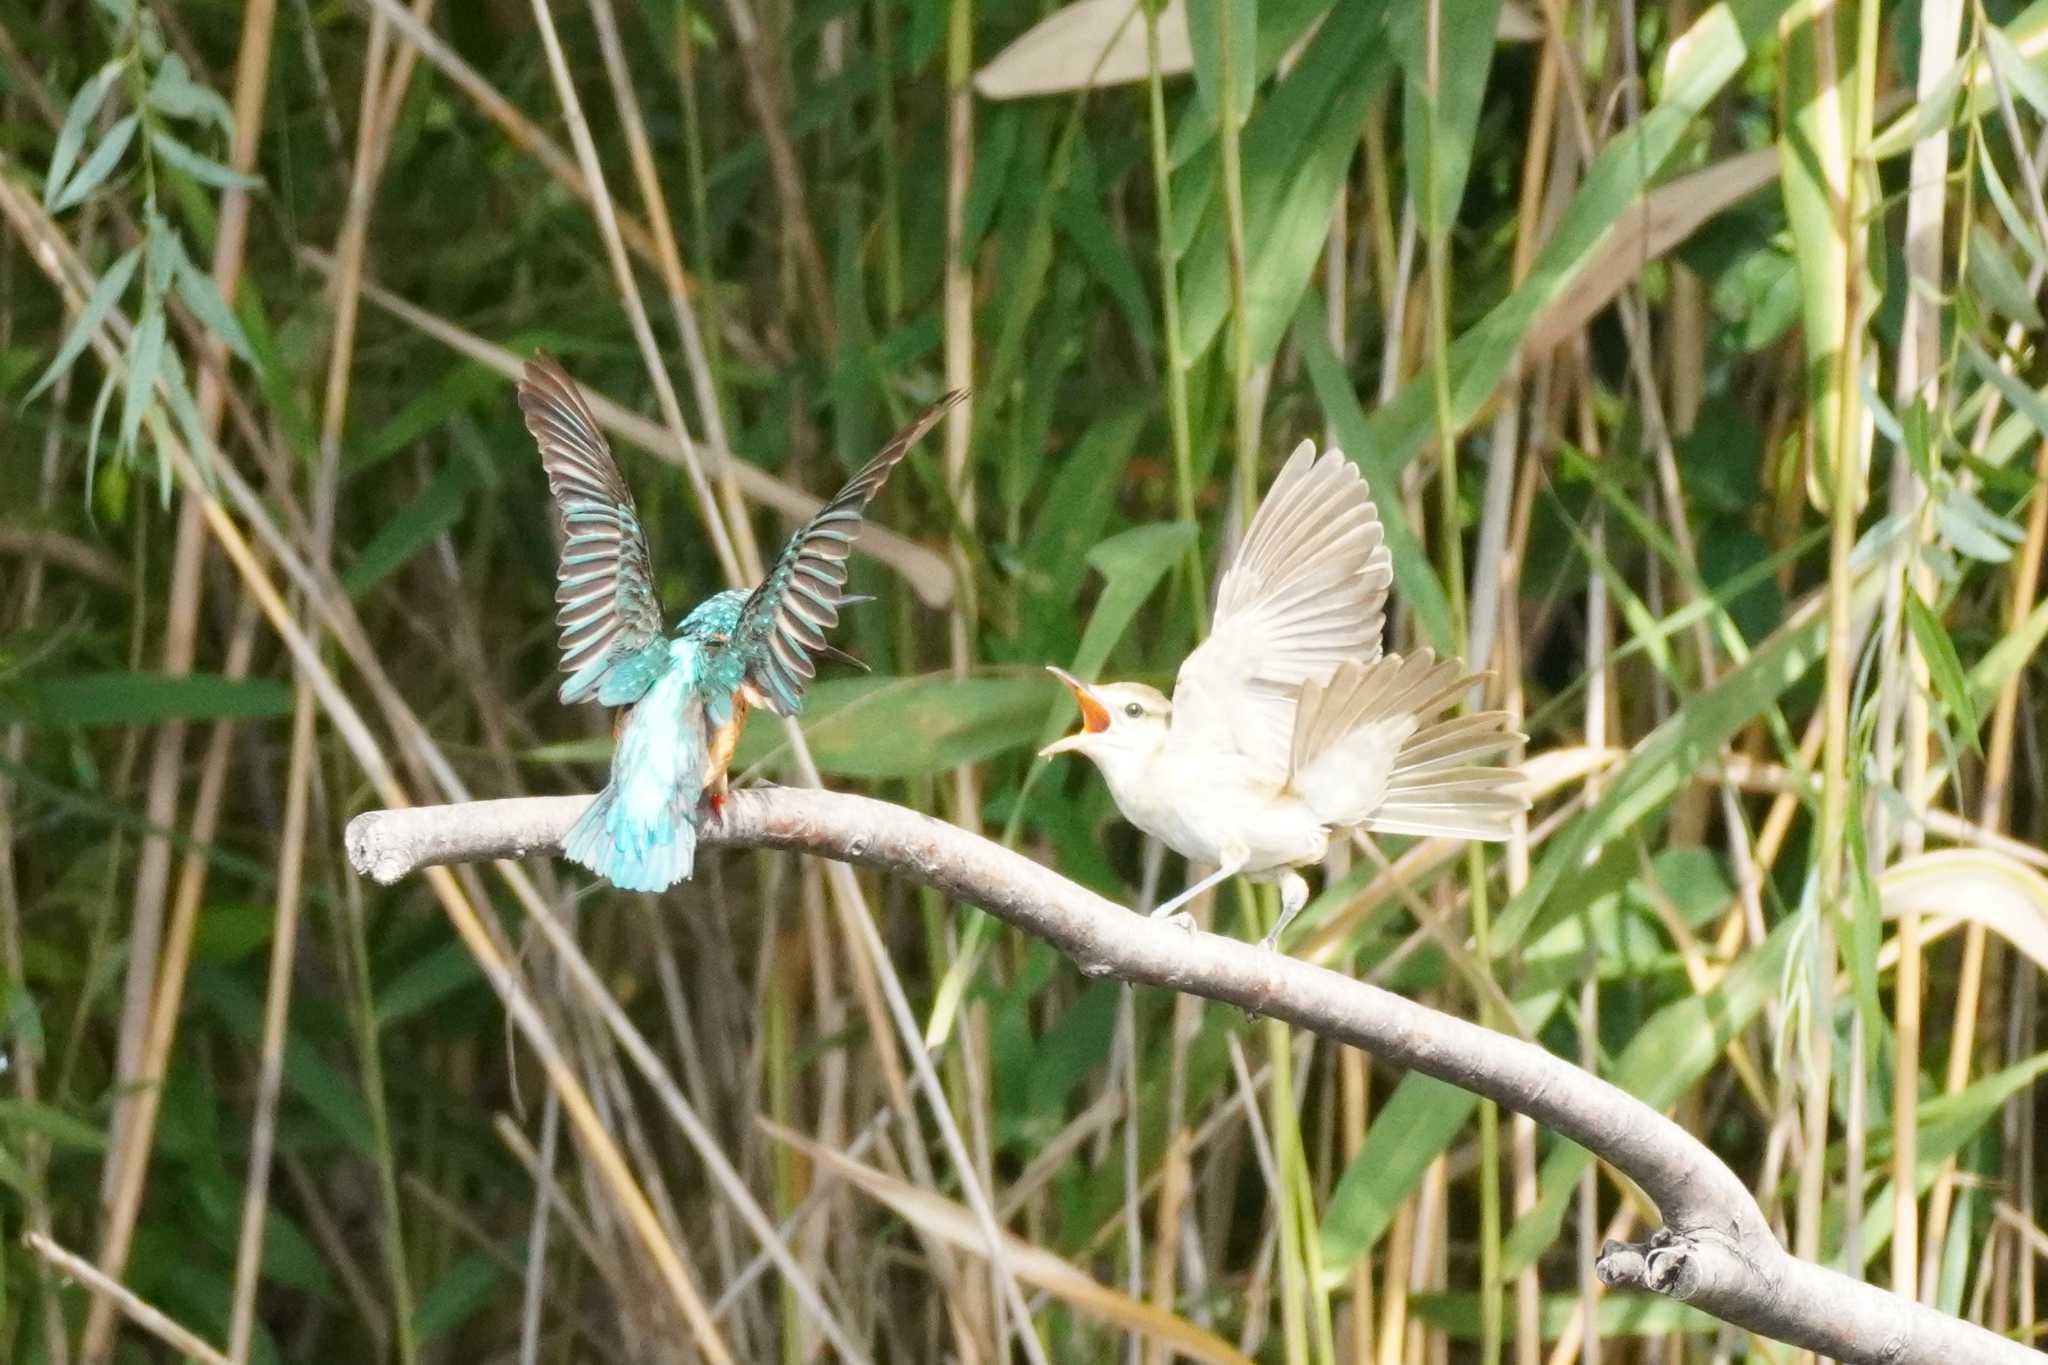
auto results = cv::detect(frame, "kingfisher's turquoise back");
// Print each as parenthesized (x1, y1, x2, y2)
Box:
(561, 637, 710, 891)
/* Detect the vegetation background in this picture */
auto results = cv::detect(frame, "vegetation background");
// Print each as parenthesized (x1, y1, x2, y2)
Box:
(0, 0, 2044, 1360)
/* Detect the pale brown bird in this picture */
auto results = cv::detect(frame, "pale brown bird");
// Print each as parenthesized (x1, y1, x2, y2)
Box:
(1041, 442, 1526, 949)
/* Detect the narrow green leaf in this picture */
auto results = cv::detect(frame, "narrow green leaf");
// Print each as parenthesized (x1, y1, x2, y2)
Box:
(144, 52, 235, 134)
(1854, 1050, 2048, 1268)
(149, 126, 262, 191)
(412, 1252, 504, 1343)
(734, 675, 1054, 779)
(1976, 141, 2047, 273)
(1965, 223, 2044, 329)
(341, 459, 480, 597)
(1502, 914, 1798, 1273)
(346, 363, 502, 473)
(45, 60, 125, 209)
(171, 248, 253, 361)
(1985, 22, 2048, 122)
(0, 672, 295, 726)
(1074, 520, 1200, 677)
(26, 242, 140, 402)
(1177, 0, 1392, 362)
(375, 941, 484, 1027)
(52, 111, 138, 211)
(118, 296, 166, 453)
(1905, 588, 1983, 750)
(1395, 0, 1503, 236)
(1496, 558, 1887, 952)
(1298, 302, 1458, 652)
(1356, 0, 1795, 480)
(1964, 334, 2048, 442)
(0, 1099, 108, 1151)
(1185, 0, 1258, 124)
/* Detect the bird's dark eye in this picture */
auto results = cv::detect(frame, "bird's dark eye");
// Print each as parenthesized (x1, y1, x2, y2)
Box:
(1124, 702, 1144, 719)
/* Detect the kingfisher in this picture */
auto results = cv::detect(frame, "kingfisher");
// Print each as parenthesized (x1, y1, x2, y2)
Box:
(519, 354, 963, 892)
(1040, 441, 1526, 950)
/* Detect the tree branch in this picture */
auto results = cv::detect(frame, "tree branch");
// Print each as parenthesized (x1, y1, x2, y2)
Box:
(346, 787, 2029, 1365)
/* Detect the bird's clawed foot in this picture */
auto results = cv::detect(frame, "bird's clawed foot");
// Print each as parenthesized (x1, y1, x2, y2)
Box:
(1258, 871, 1312, 955)
(1150, 906, 1197, 933)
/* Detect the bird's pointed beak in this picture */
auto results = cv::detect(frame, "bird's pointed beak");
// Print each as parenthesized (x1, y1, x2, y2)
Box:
(1040, 666, 1109, 757)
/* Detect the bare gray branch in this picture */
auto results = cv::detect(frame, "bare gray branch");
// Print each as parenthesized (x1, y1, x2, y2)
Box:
(345, 787, 2032, 1365)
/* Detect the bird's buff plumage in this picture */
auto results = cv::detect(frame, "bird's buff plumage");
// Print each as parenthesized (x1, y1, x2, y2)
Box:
(521, 354, 963, 892)
(1041, 441, 1527, 949)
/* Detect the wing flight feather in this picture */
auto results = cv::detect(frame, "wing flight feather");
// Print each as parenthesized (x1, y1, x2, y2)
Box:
(520, 354, 668, 706)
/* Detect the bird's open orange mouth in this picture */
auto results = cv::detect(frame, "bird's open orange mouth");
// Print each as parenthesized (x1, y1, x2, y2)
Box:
(1041, 666, 1107, 755)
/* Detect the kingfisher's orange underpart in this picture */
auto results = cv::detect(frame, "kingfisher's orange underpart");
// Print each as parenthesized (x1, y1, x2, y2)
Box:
(704, 690, 751, 804)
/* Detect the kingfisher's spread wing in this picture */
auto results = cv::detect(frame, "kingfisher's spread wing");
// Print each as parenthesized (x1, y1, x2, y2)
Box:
(520, 354, 667, 706)
(1171, 441, 1393, 775)
(736, 390, 966, 716)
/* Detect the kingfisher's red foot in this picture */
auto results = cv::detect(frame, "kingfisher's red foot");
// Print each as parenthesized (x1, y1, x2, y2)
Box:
(707, 789, 727, 817)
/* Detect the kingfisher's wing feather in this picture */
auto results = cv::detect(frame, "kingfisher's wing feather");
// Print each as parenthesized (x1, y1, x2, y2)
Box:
(736, 390, 966, 716)
(520, 354, 667, 705)
(1172, 441, 1394, 774)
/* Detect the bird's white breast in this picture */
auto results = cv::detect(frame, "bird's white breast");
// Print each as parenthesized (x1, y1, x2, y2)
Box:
(1097, 743, 1327, 874)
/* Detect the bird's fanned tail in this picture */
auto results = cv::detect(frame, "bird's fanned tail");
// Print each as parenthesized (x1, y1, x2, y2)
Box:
(1289, 651, 1526, 840)
(561, 784, 698, 893)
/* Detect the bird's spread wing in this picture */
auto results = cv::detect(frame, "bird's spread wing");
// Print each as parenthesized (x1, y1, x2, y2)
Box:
(736, 390, 966, 716)
(520, 353, 668, 706)
(1171, 441, 1393, 775)
(1290, 652, 1525, 839)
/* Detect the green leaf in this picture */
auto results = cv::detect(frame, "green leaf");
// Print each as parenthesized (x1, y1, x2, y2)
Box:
(26, 242, 140, 402)
(412, 1252, 504, 1343)
(1298, 302, 1458, 652)
(1971, 582, 2048, 706)
(1185, 0, 1258, 125)
(1177, 0, 1392, 363)
(1501, 914, 1798, 1274)
(1963, 334, 2048, 442)
(1495, 555, 1887, 952)
(149, 126, 262, 191)
(0, 1099, 109, 1151)
(1322, 1075, 1476, 1271)
(375, 941, 484, 1027)
(346, 362, 501, 472)
(341, 459, 480, 597)
(734, 675, 1055, 779)
(118, 295, 166, 454)
(1073, 520, 1200, 677)
(1905, 588, 1983, 751)
(1411, 1291, 1721, 1339)
(1395, 0, 1503, 236)
(1985, 22, 2048, 122)
(46, 60, 125, 209)
(194, 966, 376, 1152)
(0, 672, 295, 726)
(192, 903, 275, 963)
(144, 52, 234, 134)
(1853, 1050, 2048, 1268)
(52, 111, 139, 211)
(1965, 223, 2044, 329)
(172, 247, 253, 361)
(1355, 0, 1794, 482)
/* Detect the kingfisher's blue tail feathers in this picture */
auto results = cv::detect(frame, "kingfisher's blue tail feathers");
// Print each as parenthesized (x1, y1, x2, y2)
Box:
(562, 785, 698, 893)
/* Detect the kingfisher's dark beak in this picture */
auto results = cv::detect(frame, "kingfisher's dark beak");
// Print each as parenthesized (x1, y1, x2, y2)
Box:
(1040, 666, 1109, 757)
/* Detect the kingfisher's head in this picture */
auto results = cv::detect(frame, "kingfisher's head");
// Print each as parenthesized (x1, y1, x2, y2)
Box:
(1039, 667, 1171, 776)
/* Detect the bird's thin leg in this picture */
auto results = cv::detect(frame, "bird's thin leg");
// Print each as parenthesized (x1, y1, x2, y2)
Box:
(1259, 870, 1312, 952)
(1148, 850, 1247, 930)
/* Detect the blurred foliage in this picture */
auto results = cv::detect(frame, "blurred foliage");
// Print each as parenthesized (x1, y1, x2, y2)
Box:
(0, 0, 2045, 1361)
